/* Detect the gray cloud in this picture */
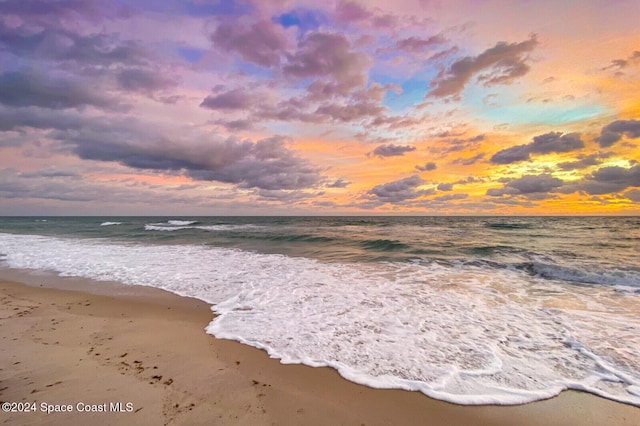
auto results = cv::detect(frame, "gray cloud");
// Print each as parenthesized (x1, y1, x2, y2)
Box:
(557, 153, 610, 170)
(432, 193, 468, 202)
(1, 109, 323, 191)
(0, 22, 149, 69)
(327, 178, 351, 188)
(452, 152, 485, 165)
(396, 35, 446, 53)
(211, 20, 289, 67)
(201, 88, 256, 110)
(437, 182, 453, 191)
(116, 69, 176, 93)
(371, 144, 416, 158)
(594, 120, 640, 148)
(284, 32, 370, 93)
(367, 175, 428, 203)
(416, 162, 437, 171)
(486, 174, 564, 197)
(428, 35, 538, 99)
(624, 189, 640, 202)
(569, 165, 640, 195)
(491, 132, 584, 164)
(0, 70, 120, 110)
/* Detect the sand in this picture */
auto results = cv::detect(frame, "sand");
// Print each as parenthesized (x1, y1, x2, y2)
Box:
(1, 277, 638, 426)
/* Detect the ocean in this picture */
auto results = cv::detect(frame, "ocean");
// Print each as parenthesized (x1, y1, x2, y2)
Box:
(0, 216, 639, 406)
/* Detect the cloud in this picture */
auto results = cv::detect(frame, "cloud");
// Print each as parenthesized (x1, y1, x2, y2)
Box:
(557, 153, 610, 170)
(416, 162, 437, 171)
(200, 88, 256, 110)
(0, 23, 149, 69)
(486, 174, 564, 197)
(437, 182, 453, 191)
(0, 70, 120, 110)
(371, 144, 416, 158)
(211, 19, 289, 67)
(452, 153, 485, 165)
(396, 35, 446, 53)
(335, 1, 372, 23)
(327, 178, 351, 188)
(624, 189, 640, 202)
(569, 165, 640, 195)
(7, 110, 323, 191)
(283, 32, 370, 92)
(0, 0, 127, 25)
(432, 193, 468, 202)
(594, 120, 640, 148)
(491, 132, 584, 164)
(367, 175, 428, 203)
(116, 69, 177, 94)
(427, 35, 538, 99)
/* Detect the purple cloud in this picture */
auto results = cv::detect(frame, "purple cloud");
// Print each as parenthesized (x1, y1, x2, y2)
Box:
(371, 144, 416, 158)
(284, 32, 370, 92)
(594, 120, 640, 147)
(491, 132, 584, 164)
(211, 19, 289, 67)
(416, 162, 437, 171)
(487, 174, 564, 197)
(428, 35, 538, 99)
(368, 175, 427, 203)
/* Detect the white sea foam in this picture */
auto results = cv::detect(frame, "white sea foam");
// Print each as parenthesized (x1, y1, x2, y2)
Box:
(0, 232, 638, 406)
(145, 223, 260, 232)
(100, 222, 122, 226)
(167, 220, 198, 226)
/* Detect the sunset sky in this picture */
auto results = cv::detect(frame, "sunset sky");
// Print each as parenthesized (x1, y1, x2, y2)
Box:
(0, 0, 639, 215)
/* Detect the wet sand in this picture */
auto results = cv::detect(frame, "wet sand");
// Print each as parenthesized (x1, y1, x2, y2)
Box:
(1, 278, 638, 425)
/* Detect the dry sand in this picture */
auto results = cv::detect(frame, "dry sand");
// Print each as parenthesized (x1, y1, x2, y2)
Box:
(1, 278, 638, 426)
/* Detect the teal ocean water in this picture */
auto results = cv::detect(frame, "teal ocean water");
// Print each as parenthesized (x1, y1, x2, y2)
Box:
(1, 216, 639, 405)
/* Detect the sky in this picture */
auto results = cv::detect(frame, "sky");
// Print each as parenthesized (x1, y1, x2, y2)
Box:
(0, 0, 639, 215)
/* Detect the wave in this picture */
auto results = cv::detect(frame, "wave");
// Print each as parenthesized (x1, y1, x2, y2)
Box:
(167, 220, 198, 226)
(144, 223, 260, 232)
(521, 262, 640, 288)
(485, 222, 533, 230)
(1, 232, 639, 407)
(100, 221, 122, 226)
(360, 239, 409, 251)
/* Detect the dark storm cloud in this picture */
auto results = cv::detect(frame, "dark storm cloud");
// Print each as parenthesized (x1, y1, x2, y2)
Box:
(491, 132, 584, 164)
(371, 144, 416, 158)
(211, 19, 289, 67)
(367, 175, 427, 203)
(0, 70, 120, 110)
(427, 35, 538, 99)
(416, 162, 437, 171)
(594, 120, 640, 148)
(486, 174, 564, 197)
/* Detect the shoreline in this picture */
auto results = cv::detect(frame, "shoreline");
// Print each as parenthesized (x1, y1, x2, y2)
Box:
(1, 276, 639, 425)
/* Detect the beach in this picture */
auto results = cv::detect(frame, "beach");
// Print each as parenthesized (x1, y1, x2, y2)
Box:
(1, 277, 638, 426)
